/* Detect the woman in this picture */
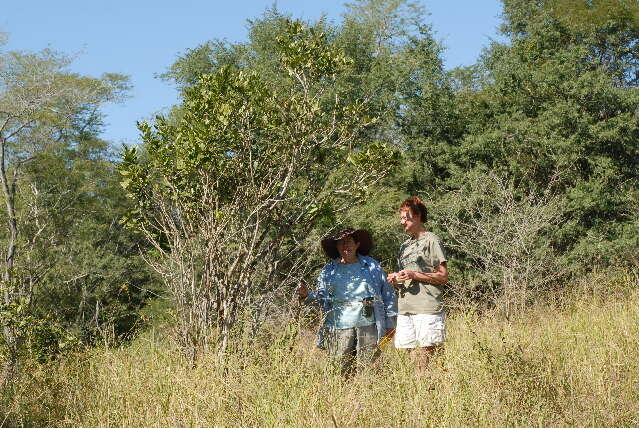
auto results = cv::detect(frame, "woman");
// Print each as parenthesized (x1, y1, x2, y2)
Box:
(387, 197, 448, 372)
(297, 228, 397, 377)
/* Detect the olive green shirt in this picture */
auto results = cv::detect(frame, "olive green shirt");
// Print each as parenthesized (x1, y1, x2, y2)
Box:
(397, 231, 447, 315)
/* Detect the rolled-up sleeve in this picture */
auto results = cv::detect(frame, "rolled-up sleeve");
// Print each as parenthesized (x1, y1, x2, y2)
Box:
(428, 236, 447, 268)
(304, 264, 331, 311)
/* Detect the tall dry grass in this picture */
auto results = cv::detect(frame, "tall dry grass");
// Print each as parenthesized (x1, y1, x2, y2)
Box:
(3, 270, 639, 427)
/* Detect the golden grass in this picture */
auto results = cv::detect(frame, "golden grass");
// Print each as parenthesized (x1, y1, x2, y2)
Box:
(4, 277, 639, 427)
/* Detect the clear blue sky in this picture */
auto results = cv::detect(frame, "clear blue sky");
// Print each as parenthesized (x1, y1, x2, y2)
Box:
(2, 1, 504, 145)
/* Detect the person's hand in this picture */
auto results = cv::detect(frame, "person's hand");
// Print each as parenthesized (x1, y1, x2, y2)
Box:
(397, 270, 414, 283)
(387, 272, 399, 285)
(296, 282, 308, 298)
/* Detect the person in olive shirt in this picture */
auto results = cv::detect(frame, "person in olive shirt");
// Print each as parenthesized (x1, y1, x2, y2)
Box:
(388, 196, 448, 371)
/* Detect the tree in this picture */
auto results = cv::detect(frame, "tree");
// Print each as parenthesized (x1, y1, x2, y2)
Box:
(120, 20, 398, 364)
(415, 0, 639, 284)
(160, 7, 298, 92)
(0, 44, 130, 384)
(24, 136, 155, 347)
(435, 171, 563, 315)
(331, 0, 453, 269)
(161, 0, 441, 149)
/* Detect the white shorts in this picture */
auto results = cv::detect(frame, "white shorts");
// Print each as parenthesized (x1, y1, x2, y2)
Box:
(394, 313, 446, 348)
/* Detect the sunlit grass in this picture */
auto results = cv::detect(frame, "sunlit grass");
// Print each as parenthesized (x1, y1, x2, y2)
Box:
(4, 272, 639, 427)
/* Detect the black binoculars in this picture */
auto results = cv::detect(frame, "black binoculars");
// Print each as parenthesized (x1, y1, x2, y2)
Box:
(362, 297, 374, 319)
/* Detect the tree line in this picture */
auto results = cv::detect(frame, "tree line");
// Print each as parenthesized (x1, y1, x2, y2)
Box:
(2, 0, 638, 377)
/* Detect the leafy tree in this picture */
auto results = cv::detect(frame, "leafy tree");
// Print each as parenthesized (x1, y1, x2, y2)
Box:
(24, 136, 155, 346)
(161, 1, 442, 146)
(335, 0, 457, 270)
(121, 20, 398, 363)
(0, 44, 131, 383)
(163, 0, 455, 285)
(160, 6, 298, 92)
(158, 0, 451, 319)
(416, 0, 639, 285)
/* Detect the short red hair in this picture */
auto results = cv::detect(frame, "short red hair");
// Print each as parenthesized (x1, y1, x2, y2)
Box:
(400, 196, 427, 223)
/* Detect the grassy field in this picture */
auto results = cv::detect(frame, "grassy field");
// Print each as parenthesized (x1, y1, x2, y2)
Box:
(3, 270, 639, 427)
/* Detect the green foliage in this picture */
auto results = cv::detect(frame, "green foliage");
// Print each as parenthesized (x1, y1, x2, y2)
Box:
(121, 18, 398, 360)
(0, 43, 152, 377)
(124, 19, 395, 228)
(0, 297, 79, 363)
(277, 20, 351, 81)
(408, 0, 639, 285)
(341, 185, 407, 271)
(544, 0, 639, 34)
(159, 7, 300, 91)
(25, 138, 156, 345)
(3, 0, 638, 371)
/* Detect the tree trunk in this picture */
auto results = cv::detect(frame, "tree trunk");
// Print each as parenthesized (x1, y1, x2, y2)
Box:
(0, 137, 20, 387)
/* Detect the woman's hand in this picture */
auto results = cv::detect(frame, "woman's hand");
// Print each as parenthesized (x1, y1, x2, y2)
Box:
(396, 270, 414, 283)
(296, 282, 309, 298)
(397, 264, 448, 286)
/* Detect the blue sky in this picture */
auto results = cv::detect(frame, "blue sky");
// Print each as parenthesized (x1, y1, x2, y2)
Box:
(2, 1, 503, 145)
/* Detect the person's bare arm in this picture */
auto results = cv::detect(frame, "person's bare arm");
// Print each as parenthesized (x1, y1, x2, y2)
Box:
(396, 262, 448, 285)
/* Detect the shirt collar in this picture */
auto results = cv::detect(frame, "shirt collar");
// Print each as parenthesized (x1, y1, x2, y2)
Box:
(330, 256, 370, 267)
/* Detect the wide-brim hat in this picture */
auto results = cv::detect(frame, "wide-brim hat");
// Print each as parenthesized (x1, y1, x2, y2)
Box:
(321, 228, 373, 259)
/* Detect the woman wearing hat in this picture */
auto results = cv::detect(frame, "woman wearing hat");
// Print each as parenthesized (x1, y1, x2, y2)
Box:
(297, 228, 397, 377)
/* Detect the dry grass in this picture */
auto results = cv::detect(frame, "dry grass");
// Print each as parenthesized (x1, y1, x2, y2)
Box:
(3, 272, 639, 427)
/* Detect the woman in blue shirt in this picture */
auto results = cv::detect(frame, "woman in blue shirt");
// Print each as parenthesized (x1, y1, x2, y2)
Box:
(298, 228, 397, 377)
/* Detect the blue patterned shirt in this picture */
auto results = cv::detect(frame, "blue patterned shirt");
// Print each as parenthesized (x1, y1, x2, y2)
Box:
(305, 255, 398, 348)
(329, 262, 375, 329)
